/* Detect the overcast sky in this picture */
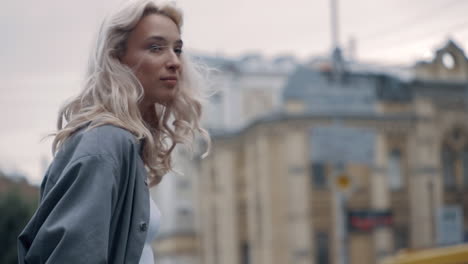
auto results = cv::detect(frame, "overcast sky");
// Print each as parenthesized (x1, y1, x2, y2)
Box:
(1, 0, 468, 185)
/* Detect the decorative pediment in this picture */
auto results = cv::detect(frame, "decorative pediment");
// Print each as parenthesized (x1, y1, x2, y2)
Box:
(413, 39, 468, 82)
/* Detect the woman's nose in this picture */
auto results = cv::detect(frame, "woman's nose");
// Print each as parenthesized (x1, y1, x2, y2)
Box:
(166, 51, 181, 71)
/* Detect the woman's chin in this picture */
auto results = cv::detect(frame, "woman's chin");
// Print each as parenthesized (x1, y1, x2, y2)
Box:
(155, 94, 176, 106)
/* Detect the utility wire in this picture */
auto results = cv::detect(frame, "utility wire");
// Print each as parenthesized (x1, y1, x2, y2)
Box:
(361, 0, 466, 41)
(365, 19, 468, 56)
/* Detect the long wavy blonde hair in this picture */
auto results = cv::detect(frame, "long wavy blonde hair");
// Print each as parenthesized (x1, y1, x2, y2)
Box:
(52, 0, 210, 187)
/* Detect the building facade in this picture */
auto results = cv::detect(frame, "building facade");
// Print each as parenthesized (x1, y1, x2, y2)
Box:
(152, 54, 297, 264)
(198, 40, 468, 264)
(151, 147, 201, 264)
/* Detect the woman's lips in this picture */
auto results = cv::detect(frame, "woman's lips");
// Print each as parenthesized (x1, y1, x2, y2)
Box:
(161, 77, 178, 86)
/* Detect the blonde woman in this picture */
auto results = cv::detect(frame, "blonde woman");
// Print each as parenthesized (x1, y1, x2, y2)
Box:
(18, 0, 209, 263)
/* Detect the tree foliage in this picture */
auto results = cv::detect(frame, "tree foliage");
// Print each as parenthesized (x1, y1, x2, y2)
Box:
(0, 188, 37, 264)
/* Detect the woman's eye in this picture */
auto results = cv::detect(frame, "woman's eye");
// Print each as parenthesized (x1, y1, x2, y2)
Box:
(174, 48, 183, 55)
(149, 45, 164, 52)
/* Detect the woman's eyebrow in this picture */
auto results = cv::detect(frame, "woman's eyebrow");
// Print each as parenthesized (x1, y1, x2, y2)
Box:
(145, 36, 183, 46)
(145, 36, 167, 43)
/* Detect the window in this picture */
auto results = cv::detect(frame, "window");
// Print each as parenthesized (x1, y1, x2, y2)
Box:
(211, 166, 218, 192)
(394, 226, 408, 251)
(211, 92, 222, 103)
(388, 149, 403, 190)
(241, 242, 250, 264)
(315, 232, 330, 264)
(442, 145, 456, 189)
(441, 127, 468, 189)
(177, 178, 190, 190)
(310, 163, 327, 188)
(462, 146, 468, 187)
(212, 206, 219, 264)
(177, 206, 193, 230)
(442, 52, 456, 70)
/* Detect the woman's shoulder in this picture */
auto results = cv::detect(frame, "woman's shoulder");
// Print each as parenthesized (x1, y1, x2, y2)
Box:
(60, 124, 142, 165)
(85, 124, 137, 144)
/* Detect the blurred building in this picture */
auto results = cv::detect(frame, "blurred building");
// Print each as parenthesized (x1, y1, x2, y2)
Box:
(151, 54, 297, 264)
(151, 147, 201, 264)
(197, 40, 468, 264)
(202, 53, 298, 132)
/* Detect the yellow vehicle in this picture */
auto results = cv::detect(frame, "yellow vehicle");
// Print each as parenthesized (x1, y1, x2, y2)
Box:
(381, 244, 468, 264)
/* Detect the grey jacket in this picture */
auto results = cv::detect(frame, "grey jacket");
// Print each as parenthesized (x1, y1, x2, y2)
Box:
(18, 125, 150, 263)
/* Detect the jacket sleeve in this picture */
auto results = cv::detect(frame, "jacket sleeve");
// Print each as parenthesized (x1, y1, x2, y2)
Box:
(18, 154, 119, 264)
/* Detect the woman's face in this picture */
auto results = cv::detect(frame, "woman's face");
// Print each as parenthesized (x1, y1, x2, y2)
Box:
(121, 13, 183, 109)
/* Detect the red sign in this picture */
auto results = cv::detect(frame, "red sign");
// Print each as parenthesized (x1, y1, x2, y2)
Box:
(347, 210, 393, 232)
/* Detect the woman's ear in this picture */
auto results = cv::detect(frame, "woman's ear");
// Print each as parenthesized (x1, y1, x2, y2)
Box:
(113, 42, 126, 62)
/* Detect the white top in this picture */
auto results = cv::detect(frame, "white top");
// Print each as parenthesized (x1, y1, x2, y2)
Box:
(139, 194, 161, 264)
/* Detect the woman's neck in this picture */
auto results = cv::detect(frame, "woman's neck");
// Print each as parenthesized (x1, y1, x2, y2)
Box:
(140, 104, 158, 125)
